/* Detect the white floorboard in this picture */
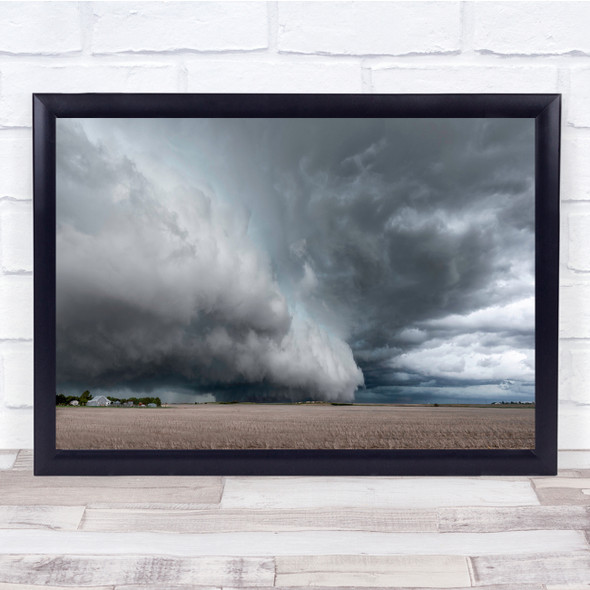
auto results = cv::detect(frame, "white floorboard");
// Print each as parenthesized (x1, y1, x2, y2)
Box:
(0, 451, 17, 470)
(221, 477, 540, 509)
(471, 552, 590, 585)
(0, 555, 274, 587)
(0, 470, 223, 505)
(533, 477, 590, 489)
(275, 555, 472, 588)
(0, 529, 585, 557)
(0, 505, 84, 530)
(0, 585, 114, 590)
(546, 585, 590, 589)
(437, 505, 590, 532)
(79, 507, 440, 533)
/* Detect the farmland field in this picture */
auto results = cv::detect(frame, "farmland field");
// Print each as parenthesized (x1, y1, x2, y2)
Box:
(56, 404, 535, 450)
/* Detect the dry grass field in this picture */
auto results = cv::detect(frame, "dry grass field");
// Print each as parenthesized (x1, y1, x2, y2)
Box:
(56, 404, 535, 450)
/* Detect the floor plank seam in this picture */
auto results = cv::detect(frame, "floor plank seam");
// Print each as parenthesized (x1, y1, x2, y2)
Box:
(77, 507, 89, 531)
(434, 508, 443, 533)
(466, 555, 476, 587)
(529, 478, 543, 504)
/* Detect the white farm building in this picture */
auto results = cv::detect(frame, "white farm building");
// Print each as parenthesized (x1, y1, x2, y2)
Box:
(86, 395, 111, 407)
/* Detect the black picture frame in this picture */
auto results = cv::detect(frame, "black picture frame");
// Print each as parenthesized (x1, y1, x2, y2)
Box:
(33, 93, 560, 476)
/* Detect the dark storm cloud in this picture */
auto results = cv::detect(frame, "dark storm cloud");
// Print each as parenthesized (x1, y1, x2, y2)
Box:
(56, 121, 363, 401)
(242, 118, 535, 392)
(56, 116, 534, 402)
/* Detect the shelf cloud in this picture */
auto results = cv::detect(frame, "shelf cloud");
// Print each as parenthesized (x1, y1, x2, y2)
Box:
(56, 121, 363, 402)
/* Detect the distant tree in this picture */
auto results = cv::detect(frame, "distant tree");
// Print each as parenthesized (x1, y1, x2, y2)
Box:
(79, 390, 92, 405)
(56, 394, 67, 405)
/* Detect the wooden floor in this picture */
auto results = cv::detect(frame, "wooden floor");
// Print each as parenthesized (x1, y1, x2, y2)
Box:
(0, 450, 589, 589)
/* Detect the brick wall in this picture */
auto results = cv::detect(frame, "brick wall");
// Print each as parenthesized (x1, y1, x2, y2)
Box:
(0, 1, 588, 449)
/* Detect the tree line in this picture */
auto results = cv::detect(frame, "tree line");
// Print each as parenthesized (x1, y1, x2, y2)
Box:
(56, 390, 162, 407)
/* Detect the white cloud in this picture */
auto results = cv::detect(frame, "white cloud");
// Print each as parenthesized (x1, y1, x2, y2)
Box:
(422, 297, 534, 333)
(390, 334, 534, 382)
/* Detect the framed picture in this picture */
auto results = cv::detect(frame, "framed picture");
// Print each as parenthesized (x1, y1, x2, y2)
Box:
(33, 94, 560, 475)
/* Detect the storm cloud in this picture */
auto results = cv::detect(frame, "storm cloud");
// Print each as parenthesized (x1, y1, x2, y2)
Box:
(56, 116, 534, 403)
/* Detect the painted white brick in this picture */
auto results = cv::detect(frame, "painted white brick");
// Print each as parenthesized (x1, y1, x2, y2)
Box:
(92, 2, 268, 54)
(567, 69, 590, 128)
(0, 64, 180, 128)
(0, 200, 33, 273)
(0, 275, 32, 340)
(473, 2, 590, 55)
(0, 132, 32, 200)
(561, 203, 573, 276)
(560, 347, 590, 405)
(559, 402, 590, 450)
(559, 450, 590, 469)
(371, 65, 559, 94)
(186, 59, 362, 93)
(561, 131, 590, 200)
(560, 285, 590, 339)
(1, 343, 33, 408)
(0, 3, 82, 55)
(278, 2, 461, 56)
(0, 409, 32, 449)
(567, 214, 590, 272)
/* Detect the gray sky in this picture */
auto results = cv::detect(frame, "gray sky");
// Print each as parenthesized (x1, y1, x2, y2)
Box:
(56, 116, 535, 403)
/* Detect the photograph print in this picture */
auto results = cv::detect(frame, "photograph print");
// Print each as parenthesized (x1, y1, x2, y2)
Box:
(55, 115, 536, 451)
